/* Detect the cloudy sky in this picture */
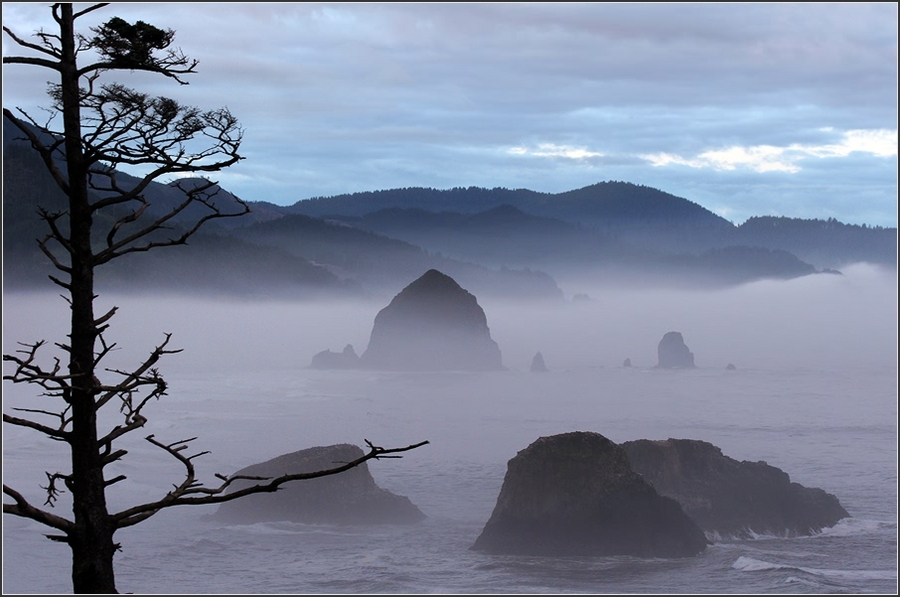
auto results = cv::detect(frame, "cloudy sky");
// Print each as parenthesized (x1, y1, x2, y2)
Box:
(2, 3, 897, 226)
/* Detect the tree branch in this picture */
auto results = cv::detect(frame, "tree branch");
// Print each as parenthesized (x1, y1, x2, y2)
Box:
(3, 413, 71, 442)
(3, 340, 75, 403)
(3, 484, 74, 533)
(2, 21, 63, 61)
(2, 109, 71, 195)
(112, 439, 429, 528)
(73, 3, 110, 20)
(92, 182, 249, 265)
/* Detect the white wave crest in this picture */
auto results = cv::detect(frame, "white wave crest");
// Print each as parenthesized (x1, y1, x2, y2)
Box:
(733, 556, 897, 581)
(815, 517, 896, 537)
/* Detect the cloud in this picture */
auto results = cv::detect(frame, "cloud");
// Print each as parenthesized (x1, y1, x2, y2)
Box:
(640, 129, 898, 173)
(509, 144, 604, 160)
(2, 3, 895, 226)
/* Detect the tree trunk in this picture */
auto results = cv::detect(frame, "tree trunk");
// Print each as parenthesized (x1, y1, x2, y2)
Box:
(58, 4, 118, 593)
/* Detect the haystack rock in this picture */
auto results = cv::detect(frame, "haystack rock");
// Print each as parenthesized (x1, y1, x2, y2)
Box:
(361, 269, 503, 371)
(656, 331, 695, 368)
(309, 344, 361, 369)
(209, 444, 425, 525)
(530, 351, 548, 372)
(471, 431, 709, 557)
(623, 358, 633, 368)
(621, 438, 849, 538)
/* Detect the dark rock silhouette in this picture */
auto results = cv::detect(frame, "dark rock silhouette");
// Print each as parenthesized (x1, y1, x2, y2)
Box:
(621, 438, 849, 538)
(530, 351, 548, 372)
(623, 358, 632, 368)
(656, 331, 695, 368)
(471, 431, 709, 557)
(725, 363, 737, 370)
(309, 344, 361, 369)
(361, 269, 503, 371)
(208, 444, 425, 525)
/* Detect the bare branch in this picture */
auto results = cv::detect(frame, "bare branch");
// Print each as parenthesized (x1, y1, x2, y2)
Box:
(36, 208, 74, 274)
(3, 413, 71, 441)
(3, 484, 74, 533)
(94, 306, 119, 328)
(73, 3, 111, 20)
(92, 182, 250, 265)
(41, 472, 70, 507)
(2, 24, 63, 62)
(113, 439, 429, 528)
(3, 340, 75, 406)
(104, 475, 126, 487)
(2, 109, 70, 194)
(95, 333, 181, 412)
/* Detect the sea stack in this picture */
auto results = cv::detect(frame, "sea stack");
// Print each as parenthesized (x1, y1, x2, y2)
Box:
(621, 438, 849, 538)
(471, 431, 709, 557)
(309, 344, 361, 369)
(208, 444, 425, 525)
(361, 269, 503, 371)
(656, 331, 696, 368)
(530, 352, 548, 372)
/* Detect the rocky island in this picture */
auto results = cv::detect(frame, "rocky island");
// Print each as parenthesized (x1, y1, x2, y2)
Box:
(208, 444, 425, 525)
(621, 438, 849, 538)
(471, 431, 709, 557)
(656, 331, 696, 368)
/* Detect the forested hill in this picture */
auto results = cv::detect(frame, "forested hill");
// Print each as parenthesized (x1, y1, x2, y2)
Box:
(286, 183, 894, 268)
(286, 182, 731, 229)
(735, 216, 897, 270)
(5, 117, 894, 296)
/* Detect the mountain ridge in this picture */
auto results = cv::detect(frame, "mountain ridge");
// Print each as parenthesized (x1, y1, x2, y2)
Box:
(4, 124, 895, 298)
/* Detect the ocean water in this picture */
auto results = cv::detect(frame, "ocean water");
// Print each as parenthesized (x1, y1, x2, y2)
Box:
(2, 265, 897, 593)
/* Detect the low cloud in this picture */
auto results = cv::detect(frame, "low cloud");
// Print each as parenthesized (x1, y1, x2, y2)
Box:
(509, 143, 604, 160)
(641, 129, 897, 173)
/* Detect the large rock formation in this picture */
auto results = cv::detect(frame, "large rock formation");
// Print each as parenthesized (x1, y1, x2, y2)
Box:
(656, 331, 695, 368)
(209, 444, 425, 525)
(621, 439, 849, 538)
(361, 269, 503, 371)
(309, 344, 360, 369)
(471, 431, 709, 557)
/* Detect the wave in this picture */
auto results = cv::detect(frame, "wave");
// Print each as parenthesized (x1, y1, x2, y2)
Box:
(733, 556, 897, 581)
(216, 520, 362, 536)
(706, 516, 896, 542)
(815, 516, 897, 537)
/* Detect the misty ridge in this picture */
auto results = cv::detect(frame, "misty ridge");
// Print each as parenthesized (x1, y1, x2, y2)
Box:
(3, 125, 896, 303)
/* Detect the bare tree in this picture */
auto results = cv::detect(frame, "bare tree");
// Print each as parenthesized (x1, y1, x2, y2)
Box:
(2, 4, 427, 593)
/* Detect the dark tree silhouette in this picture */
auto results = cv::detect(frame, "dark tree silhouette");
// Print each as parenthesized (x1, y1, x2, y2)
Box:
(2, 4, 426, 593)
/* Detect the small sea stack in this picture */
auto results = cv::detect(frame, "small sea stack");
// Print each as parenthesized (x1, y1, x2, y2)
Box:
(656, 331, 696, 368)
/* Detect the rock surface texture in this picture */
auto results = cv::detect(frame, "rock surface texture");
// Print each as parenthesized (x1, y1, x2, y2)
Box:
(361, 269, 503, 371)
(656, 331, 696, 368)
(471, 431, 709, 557)
(209, 444, 425, 525)
(621, 438, 849, 538)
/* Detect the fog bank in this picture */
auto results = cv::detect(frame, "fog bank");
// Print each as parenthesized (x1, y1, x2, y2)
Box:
(4, 263, 895, 377)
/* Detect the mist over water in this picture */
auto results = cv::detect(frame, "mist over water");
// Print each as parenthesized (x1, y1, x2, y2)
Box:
(2, 263, 897, 593)
(6, 263, 893, 374)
